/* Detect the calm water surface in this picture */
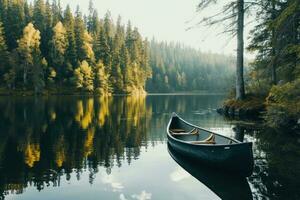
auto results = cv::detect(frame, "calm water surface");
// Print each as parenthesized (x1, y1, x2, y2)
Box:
(0, 95, 299, 200)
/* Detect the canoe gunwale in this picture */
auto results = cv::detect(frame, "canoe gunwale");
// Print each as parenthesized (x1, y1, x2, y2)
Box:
(167, 112, 252, 147)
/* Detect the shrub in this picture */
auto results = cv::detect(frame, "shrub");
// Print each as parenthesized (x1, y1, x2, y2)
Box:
(265, 79, 300, 128)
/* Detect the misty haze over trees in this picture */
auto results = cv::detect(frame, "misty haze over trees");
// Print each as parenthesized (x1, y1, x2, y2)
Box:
(147, 41, 235, 92)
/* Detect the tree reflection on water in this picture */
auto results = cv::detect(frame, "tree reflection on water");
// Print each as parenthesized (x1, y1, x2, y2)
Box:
(0, 95, 299, 200)
(0, 96, 152, 197)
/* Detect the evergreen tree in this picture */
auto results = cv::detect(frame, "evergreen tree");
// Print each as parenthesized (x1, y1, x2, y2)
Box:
(6, 0, 26, 50)
(125, 21, 133, 61)
(63, 5, 77, 68)
(140, 39, 151, 88)
(96, 12, 113, 70)
(44, 0, 53, 59)
(120, 43, 130, 90)
(24, 1, 32, 24)
(33, 0, 49, 57)
(51, 0, 62, 25)
(87, 0, 99, 34)
(96, 28, 110, 68)
(124, 21, 134, 90)
(33, 0, 46, 32)
(248, 0, 299, 89)
(74, 6, 95, 64)
(111, 16, 124, 92)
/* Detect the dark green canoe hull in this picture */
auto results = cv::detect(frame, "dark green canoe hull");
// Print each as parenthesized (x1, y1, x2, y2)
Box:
(167, 113, 254, 177)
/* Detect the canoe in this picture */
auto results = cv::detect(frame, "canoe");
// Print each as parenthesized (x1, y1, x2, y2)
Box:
(168, 144, 253, 200)
(167, 113, 254, 177)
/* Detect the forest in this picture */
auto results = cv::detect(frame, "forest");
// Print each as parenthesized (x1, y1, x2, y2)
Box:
(0, 0, 235, 95)
(197, 0, 299, 128)
(147, 41, 235, 92)
(246, 0, 300, 128)
(0, 0, 151, 95)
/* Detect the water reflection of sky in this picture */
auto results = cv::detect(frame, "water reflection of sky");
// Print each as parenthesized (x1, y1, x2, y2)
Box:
(5, 144, 219, 200)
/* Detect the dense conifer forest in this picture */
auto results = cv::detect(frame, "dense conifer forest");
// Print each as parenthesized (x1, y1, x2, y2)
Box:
(0, 0, 151, 94)
(0, 0, 235, 95)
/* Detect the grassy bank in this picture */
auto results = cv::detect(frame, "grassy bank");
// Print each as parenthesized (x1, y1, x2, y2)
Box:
(218, 95, 265, 118)
(220, 80, 300, 130)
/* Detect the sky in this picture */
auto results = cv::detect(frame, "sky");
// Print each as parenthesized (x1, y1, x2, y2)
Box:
(58, 0, 254, 58)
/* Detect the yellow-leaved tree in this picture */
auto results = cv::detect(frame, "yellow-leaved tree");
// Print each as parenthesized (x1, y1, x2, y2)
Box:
(17, 23, 45, 93)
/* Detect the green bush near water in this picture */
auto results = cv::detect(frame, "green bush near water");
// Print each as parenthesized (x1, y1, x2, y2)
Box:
(265, 79, 300, 128)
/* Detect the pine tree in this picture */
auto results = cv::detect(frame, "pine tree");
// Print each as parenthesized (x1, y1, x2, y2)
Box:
(140, 39, 151, 88)
(52, 0, 62, 25)
(33, 0, 49, 57)
(95, 28, 111, 68)
(120, 43, 133, 92)
(74, 5, 95, 64)
(111, 16, 124, 92)
(24, 1, 32, 24)
(63, 5, 77, 68)
(44, 0, 53, 59)
(248, 0, 300, 88)
(74, 6, 85, 62)
(125, 21, 133, 60)
(6, 0, 26, 50)
(124, 21, 134, 90)
(87, 0, 96, 34)
(33, 0, 46, 32)
(95, 12, 113, 70)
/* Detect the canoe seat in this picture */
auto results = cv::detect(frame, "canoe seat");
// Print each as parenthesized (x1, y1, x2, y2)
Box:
(170, 129, 186, 133)
(190, 134, 216, 145)
(170, 128, 199, 136)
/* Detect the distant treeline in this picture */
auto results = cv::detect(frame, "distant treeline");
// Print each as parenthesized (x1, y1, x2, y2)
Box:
(147, 41, 235, 92)
(0, 0, 235, 95)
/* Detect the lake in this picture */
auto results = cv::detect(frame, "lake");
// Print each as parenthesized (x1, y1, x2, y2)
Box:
(0, 95, 299, 200)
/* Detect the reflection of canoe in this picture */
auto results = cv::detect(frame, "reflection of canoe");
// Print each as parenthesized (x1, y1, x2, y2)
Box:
(168, 144, 253, 200)
(167, 113, 254, 177)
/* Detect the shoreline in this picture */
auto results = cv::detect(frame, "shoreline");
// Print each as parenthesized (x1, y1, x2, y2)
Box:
(0, 88, 228, 97)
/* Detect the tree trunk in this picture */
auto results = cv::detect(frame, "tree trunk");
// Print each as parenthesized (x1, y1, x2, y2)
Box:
(23, 63, 27, 86)
(271, 37, 277, 85)
(271, 0, 277, 85)
(236, 0, 245, 100)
